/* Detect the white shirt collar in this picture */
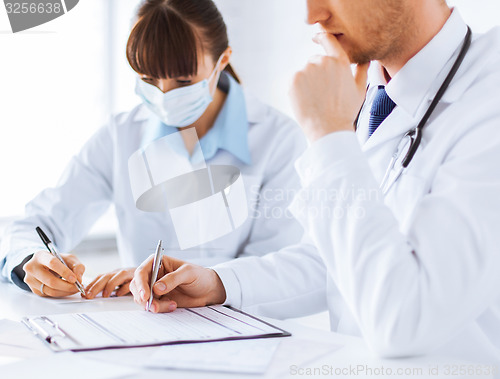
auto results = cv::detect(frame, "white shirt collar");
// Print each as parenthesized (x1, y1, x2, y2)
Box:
(385, 8, 468, 118)
(358, 8, 470, 147)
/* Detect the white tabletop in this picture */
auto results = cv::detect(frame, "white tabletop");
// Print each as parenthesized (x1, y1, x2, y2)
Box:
(0, 282, 491, 379)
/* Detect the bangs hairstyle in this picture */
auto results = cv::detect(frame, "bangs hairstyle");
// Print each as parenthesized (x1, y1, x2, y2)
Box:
(127, 6, 199, 79)
(126, 0, 239, 82)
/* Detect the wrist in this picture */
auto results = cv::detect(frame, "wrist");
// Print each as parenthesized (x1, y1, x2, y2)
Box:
(303, 121, 354, 143)
(208, 269, 227, 305)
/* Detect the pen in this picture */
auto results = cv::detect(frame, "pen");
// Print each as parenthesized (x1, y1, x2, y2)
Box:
(35, 226, 86, 296)
(147, 239, 163, 312)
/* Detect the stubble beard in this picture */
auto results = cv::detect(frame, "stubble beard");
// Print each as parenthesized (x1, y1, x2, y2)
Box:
(348, 2, 413, 66)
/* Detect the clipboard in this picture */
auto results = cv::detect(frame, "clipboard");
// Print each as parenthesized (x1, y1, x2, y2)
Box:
(21, 305, 291, 352)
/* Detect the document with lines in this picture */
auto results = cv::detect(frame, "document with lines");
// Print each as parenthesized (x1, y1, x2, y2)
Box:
(21, 305, 290, 352)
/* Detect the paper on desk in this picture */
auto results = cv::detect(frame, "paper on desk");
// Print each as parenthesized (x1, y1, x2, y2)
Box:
(145, 338, 281, 374)
(36, 293, 133, 304)
(78, 333, 340, 376)
(0, 319, 50, 357)
(78, 345, 160, 368)
(0, 343, 50, 358)
(0, 319, 23, 334)
(0, 352, 139, 379)
(267, 338, 343, 377)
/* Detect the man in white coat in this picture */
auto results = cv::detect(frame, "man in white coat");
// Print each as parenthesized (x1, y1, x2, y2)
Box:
(130, 0, 500, 363)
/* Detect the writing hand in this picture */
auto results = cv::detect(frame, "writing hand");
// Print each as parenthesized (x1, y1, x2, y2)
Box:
(23, 250, 85, 297)
(130, 255, 226, 313)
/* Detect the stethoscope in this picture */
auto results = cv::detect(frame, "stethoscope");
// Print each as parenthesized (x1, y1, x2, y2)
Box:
(359, 26, 472, 195)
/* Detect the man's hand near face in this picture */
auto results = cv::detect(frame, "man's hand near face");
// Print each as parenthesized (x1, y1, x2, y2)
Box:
(290, 32, 369, 142)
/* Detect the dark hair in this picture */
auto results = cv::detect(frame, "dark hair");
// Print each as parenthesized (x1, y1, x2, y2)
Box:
(126, 0, 240, 83)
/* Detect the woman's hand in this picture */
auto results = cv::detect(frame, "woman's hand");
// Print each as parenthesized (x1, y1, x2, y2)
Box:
(23, 250, 85, 297)
(85, 268, 135, 299)
(130, 255, 226, 313)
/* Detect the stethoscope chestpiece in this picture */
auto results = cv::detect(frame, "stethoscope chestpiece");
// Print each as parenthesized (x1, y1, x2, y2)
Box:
(401, 128, 421, 168)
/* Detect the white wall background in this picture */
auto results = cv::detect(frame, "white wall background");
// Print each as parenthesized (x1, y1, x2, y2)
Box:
(0, 0, 142, 229)
(1, 0, 499, 230)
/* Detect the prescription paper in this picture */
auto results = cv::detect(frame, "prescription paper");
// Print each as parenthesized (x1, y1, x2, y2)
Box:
(0, 352, 139, 379)
(145, 338, 281, 374)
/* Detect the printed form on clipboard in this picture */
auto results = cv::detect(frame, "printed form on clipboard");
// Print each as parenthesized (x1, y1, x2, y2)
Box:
(21, 305, 291, 352)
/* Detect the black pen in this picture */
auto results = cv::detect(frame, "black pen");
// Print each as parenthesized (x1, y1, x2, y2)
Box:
(36, 226, 86, 296)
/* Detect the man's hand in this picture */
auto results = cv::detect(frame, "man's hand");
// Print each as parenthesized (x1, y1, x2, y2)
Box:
(290, 32, 369, 142)
(23, 250, 85, 297)
(130, 256, 226, 313)
(85, 268, 135, 299)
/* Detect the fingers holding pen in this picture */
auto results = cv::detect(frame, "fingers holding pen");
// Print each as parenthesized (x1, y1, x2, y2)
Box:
(152, 264, 195, 297)
(130, 255, 186, 305)
(23, 262, 78, 297)
(36, 267, 79, 292)
(151, 264, 225, 309)
(148, 297, 177, 313)
(131, 255, 217, 313)
(36, 250, 78, 283)
(130, 276, 175, 313)
(142, 269, 188, 313)
(23, 251, 81, 296)
(62, 254, 85, 283)
(129, 278, 141, 304)
(27, 277, 76, 297)
(130, 254, 155, 305)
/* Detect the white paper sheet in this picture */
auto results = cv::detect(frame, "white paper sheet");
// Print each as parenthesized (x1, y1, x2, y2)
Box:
(0, 319, 50, 357)
(0, 352, 139, 379)
(145, 338, 280, 374)
(267, 338, 344, 377)
(22, 290, 133, 305)
(46, 294, 133, 305)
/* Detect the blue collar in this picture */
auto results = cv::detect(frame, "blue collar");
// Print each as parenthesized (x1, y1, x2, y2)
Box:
(141, 73, 252, 165)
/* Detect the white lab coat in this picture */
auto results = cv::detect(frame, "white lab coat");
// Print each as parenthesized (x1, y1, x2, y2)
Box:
(214, 10, 500, 363)
(0, 89, 307, 285)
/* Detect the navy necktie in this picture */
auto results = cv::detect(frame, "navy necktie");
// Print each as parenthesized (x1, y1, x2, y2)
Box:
(368, 85, 397, 137)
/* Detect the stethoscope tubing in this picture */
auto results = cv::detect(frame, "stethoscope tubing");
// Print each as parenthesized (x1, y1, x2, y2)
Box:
(379, 26, 472, 195)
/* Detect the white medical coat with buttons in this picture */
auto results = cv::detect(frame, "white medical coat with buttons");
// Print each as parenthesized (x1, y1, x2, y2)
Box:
(214, 10, 500, 363)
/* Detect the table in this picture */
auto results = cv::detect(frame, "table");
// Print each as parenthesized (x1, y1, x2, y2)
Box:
(0, 282, 495, 379)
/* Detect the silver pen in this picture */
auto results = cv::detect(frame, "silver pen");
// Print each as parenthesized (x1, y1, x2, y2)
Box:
(147, 240, 163, 312)
(35, 226, 86, 296)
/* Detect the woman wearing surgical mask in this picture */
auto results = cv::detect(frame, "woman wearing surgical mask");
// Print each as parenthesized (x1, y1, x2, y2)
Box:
(0, 0, 306, 299)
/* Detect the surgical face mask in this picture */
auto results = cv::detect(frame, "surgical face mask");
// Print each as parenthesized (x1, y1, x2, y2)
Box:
(135, 57, 223, 127)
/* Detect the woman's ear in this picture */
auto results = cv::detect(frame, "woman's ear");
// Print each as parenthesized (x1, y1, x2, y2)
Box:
(219, 46, 232, 71)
